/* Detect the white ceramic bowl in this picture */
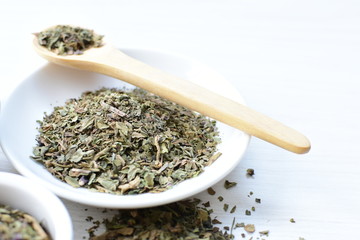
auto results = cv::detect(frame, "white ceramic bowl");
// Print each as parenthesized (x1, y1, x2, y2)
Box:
(0, 48, 250, 208)
(0, 172, 73, 239)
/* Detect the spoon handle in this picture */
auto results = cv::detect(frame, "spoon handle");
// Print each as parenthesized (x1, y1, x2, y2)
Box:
(77, 48, 311, 154)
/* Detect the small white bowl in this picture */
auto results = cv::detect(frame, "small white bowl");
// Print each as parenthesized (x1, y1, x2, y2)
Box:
(0, 48, 250, 208)
(0, 172, 73, 240)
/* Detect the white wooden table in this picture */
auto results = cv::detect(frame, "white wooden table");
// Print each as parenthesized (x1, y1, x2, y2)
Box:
(1, 0, 360, 239)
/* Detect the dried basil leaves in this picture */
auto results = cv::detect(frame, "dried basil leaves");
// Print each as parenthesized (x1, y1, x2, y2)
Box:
(32, 88, 221, 195)
(89, 199, 232, 240)
(35, 25, 103, 55)
(0, 205, 50, 240)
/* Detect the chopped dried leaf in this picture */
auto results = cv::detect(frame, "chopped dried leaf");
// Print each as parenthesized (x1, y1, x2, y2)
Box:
(235, 222, 245, 228)
(212, 218, 222, 224)
(0, 205, 50, 240)
(202, 201, 211, 207)
(35, 25, 103, 55)
(244, 224, 255, 233)
(207, 187, 216, 195)
(224, 180, 237, 189)
(90, 199, 232, 240)
(32, 88, 221, 195)
(223, 204, 229, 212)
(246, 168, 255, 177)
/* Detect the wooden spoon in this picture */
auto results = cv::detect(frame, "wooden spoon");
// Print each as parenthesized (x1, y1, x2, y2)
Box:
(33, 37, 310, 154)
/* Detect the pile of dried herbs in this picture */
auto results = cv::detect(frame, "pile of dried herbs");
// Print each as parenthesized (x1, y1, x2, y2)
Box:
(89, 199, 232, 240)
(32, 88, 221, 194)
(0, 205, 50, 240)
(35, 25, 103, 55)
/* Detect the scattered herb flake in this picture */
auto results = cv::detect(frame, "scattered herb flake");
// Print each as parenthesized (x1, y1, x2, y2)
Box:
(244, 224, 255, 233)
(224, 180, 237, 189)
(89, 199, 233, 240)
(207, 187, 216, 195)
(212, 218, 222, 224)
(202, 201, 211, 208)
(235, 222, 245, 229)
(246, 168, 255, 177)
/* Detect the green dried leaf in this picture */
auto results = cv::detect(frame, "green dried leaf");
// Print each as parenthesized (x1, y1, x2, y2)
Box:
(207, 187, 216, 195)
(224, 180, 237, 189)
(65, 176, 80, 188)
(212, 218, 222, 224)
(171, 169, 187, 180)
(235, 222, 245, 229)
(96, 121, 109, 129)
(127, 165, 140, 182)
(230, 205, 237, 213)
(69, 148, 84, 162)
(246, 168, 255, 177)
(143, 172, 155, 188)
(97, 176, 119, 191)
(223, 204, 229, 212)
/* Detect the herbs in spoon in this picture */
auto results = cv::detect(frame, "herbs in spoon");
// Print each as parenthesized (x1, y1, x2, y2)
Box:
(35, 25, 103, 55)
